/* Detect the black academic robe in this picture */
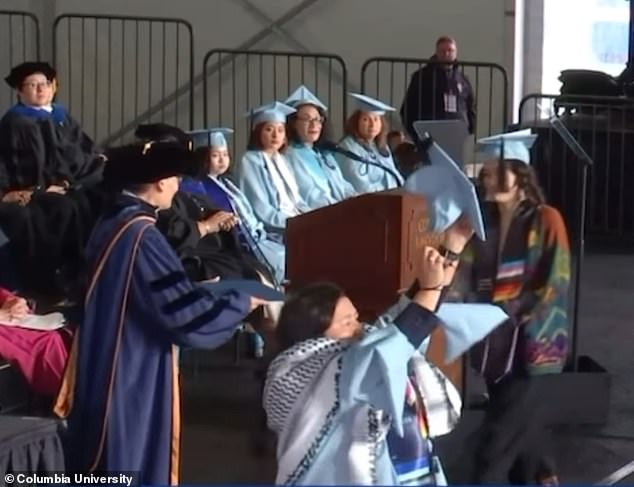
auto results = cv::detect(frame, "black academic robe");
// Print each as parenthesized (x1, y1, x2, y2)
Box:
(0, 103, 104, 193)
(57, 195, 252, 485)
(0, 185, 109, 298)
(157, 191, 273, 283)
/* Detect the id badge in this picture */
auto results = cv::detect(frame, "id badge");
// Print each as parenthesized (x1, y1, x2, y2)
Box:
(443, 93, 457, 113)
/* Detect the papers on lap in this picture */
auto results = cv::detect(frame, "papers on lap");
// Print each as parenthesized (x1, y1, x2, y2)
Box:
(0, 312, 66, 331)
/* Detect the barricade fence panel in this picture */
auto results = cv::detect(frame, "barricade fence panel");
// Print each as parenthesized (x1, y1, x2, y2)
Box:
(519, 93, 634, 241)
(202, 49, 347, 160)
(0, 10, 515, 171)
(0, 11, 40, 114)
(361, 57, 509, 175)
(53, 14, 194, 146)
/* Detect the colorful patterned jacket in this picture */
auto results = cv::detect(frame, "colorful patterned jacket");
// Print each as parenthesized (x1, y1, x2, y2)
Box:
(456, 200, 571, 380)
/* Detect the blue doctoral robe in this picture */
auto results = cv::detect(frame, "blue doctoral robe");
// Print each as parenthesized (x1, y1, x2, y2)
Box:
(234, 150, 309, 237)
(180, 176, 286, 285)
(58, 195, 251, 485)
(285, 142, 357, 210)
(335, 135, 404, 194)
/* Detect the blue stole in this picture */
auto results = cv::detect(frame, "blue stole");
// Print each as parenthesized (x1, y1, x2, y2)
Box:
(7, 102, 67, 125)
(202, 178, 234, 214)
(181, 177, 249, 249)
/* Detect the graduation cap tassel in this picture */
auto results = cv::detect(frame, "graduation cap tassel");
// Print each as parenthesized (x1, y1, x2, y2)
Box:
(496, 136, 506, 192)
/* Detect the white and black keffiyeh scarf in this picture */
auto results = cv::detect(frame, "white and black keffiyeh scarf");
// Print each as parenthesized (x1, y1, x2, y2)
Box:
(263, 326, 461, 485)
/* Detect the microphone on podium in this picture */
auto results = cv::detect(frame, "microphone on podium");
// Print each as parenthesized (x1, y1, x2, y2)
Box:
(317, 141, 404, 187)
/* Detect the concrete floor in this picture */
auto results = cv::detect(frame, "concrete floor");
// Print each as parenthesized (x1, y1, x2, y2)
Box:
(178, 250, 634, 485)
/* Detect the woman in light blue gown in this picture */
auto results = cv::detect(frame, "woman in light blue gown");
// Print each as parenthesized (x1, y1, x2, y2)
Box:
(180, 128, 286, 287)
(336, 93, 404, 194)
(264, 137, 509, 485)
(283, 85, 356, 209)
(233, 102, 310, 241)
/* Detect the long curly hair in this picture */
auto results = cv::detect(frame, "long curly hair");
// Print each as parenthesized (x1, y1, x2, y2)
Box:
(478, 159, 546, 204)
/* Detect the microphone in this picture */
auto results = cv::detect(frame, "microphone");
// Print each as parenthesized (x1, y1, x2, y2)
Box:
(318, 141, 403, 187)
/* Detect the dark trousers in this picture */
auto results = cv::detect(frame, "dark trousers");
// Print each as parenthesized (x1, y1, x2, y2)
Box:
(472, 373, 556, 484)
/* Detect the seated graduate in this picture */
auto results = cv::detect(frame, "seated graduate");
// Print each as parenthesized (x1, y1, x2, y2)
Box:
(265, 142, 509, 485)
(283, 85, 356, 208)
(180, 127, 286, 287)
(0, 62, 104, 203)
(0, 287, 72, 397)
(456, 130, 571, 486)
(54, 139, 280, 485)
(234, 101, 310, 241)
(335, 93, 404, 194)
(133, 124, 279, 293)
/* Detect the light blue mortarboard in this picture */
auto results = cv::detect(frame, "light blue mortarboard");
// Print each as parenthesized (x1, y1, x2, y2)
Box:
(187, 128, 234, 149)
(349, 93, 396, 116)
(284, 85, 328, 111)
(436, 303, 509, 363)
(246, 101, 297, 125)
(405, 126, 486, 240)
(476, 129, 538, 164)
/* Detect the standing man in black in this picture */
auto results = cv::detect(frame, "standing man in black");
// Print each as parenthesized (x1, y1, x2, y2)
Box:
(400, 36, 476, 139)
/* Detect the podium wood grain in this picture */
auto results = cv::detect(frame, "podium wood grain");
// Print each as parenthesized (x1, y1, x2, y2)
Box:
(286, 189, 464, 395)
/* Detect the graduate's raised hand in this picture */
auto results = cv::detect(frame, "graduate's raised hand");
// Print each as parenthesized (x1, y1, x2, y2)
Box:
(412, 246, 446, 312)
(444, 214, 474, 255)
(418, 246, 446, 290)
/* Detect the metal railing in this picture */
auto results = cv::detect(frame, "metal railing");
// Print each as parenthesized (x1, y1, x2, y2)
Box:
(519, 93, 634, 241)
(361, 57, 509, 168)
(0, 11, 40, 114)
(52, 14, 194, 146)
(202, 48, 348, 157)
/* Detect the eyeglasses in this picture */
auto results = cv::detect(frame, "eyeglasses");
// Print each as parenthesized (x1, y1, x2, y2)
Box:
(21, 81, 53, 90)
(296, 116, 324, 125)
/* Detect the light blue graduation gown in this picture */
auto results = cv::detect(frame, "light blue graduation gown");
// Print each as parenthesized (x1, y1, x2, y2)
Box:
(269, 296, 507, 485)
(335, 135, 404, 194)
(234, 150, 310, 237)
(181, 175, 286, 285)
(285, 142, 357, 210)
(272, 297, 427, 486)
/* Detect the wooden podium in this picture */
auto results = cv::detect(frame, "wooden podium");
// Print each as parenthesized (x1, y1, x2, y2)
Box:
(286, 189, 464, 394)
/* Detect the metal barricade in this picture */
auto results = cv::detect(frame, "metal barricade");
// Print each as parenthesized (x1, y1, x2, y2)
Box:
(519, 93, 634, 242)
(202, 48, 348, 158)
(52, 14, 194, 146)
(360, 57, 509, 172)
(0, 11, 40, 114)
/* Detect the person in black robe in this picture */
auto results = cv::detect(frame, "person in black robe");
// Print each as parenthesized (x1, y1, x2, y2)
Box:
(0, 62, 108, 299)
(134, 123, 276, 285)
(157, 190, 275, 284)
(0, 186, 109, 299)
(0, 62, 104, 201)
